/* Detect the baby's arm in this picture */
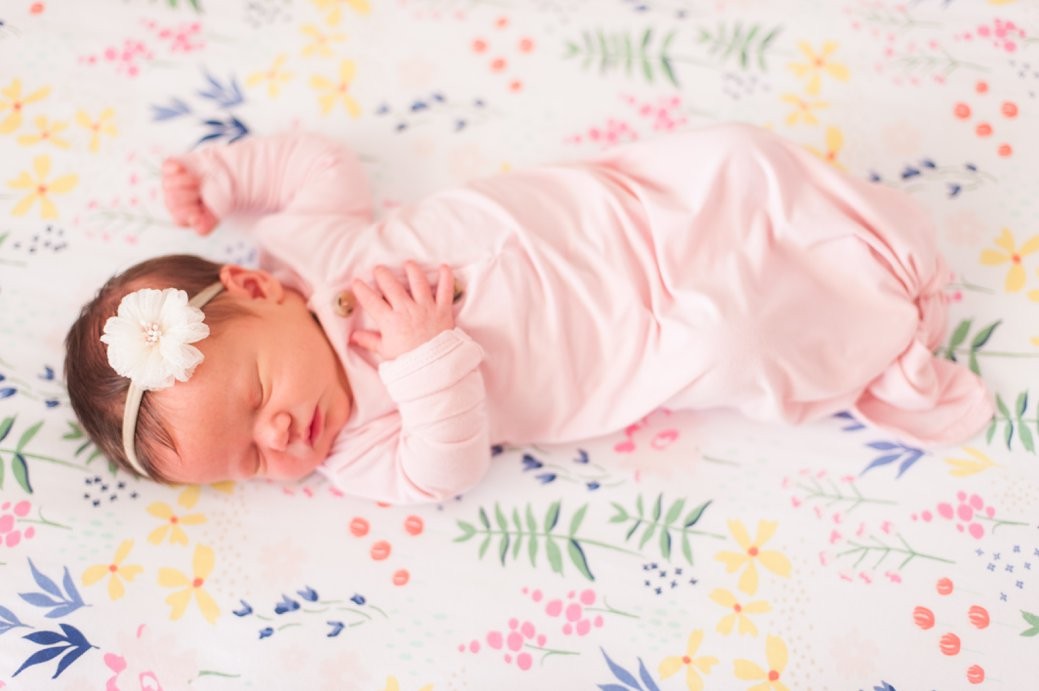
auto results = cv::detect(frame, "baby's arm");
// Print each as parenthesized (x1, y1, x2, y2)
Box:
(162, 132, 373, 234)
(349, 263, 491, 501)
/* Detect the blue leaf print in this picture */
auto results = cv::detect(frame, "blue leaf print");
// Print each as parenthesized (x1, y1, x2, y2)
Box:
(521, 454, 543, 471)
(454, 118, 467, 131)
(233, 600, 253, 617)
(38, 366, 54, 381)
(28, 559, 62, 597)
(19, 593, 61, 608)
(1, 388, 16, 399)
(195, 116, 250, 148)
(151, 97, 192, 121)
(350, 594, 366, 606)
(20, 562, 85, 618)
(14, 623, 94, 678)
(587, 481, 601, 491)
(60, 567, 84, 611)
(13, 645, 64, 677)
(947, 183, 962, 198)
(327, 621, 345, 637)
(259, 627, 274, 639)
(598, 685, 631, 691)
(600, 647, 641, 689)
(45, 399, 59, 408)
(638, 657, 661, 691)
(297, 586, 319, 602)
(490, 444, 505, 456)
(919, 158, 936, 169)
(197, 71, 245, 108)
(834, 411, 865, 431)
(431, 92, 445, 103)
(897, 449, 924, 477)
(965, 162, 977, 172)
(375, 103, 390, 115)
(866, 442, 900, 451)
(574, 449, 590, 464)
(900, 166, 920, 179)
(868, 171, 882, 183)
(410, 100, 428, 112)
(863, 454, 900, 473)
(274, 595, 299, 615)
(0, 604, 27, 634)
(53, 640, 91, 678)
(536, 473, 557, 484)
(24, 630, 64, 645)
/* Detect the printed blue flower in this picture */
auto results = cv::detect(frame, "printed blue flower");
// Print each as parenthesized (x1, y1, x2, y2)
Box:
(274, 595, 299, 615)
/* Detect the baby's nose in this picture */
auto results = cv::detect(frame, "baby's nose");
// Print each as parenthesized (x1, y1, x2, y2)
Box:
(259, 411, 293, 452)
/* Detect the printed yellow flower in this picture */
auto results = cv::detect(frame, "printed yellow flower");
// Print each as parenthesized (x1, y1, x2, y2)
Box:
(158, 544, 220, 623)
(310, 60, 361, 117)
(945, 447, 997, 477)
(147, 498, 206, 545)
(7, 154, 78, 219)
(709, 588, 771, 636)
(384, 677, 433, 691)
(805, 126, 845, 170)
(16, 116, 71, 149)
(75, 108, 117, 152)
(788, 41, 850, 95)
(301, 23, 347, 58)
(247, 54, 294, 98)
(734, 635, 789, 691)
(0, 79, 51, 134)
(81, 539, 143, 600)
(715, 519, 791, 595)
(179, 484, 202, 507)
(313, 0, 370, 26)
(659, 629, 719, 691)
(780, 93, 829, 126)
(980, 228, 1039, 292)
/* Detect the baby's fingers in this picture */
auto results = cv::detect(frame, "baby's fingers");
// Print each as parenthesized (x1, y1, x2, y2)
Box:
(352, 278, 391, 320)
(435, 264, 454, 308)
(404, 261, 433, 306)
(349, 329, 382, 354)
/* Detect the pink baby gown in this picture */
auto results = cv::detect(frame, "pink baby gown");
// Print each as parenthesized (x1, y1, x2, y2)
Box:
(183, 123, 993, 503)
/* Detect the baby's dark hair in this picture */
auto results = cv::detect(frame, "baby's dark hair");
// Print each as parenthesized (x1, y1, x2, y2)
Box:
(65, 254, 245, 482)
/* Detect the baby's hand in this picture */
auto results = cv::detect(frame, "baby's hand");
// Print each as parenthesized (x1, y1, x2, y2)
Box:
(350, 262, 456, 360)
(161, 159, 219, 236)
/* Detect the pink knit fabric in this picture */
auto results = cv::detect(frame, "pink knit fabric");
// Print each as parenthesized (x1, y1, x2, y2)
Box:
(181, 124, 993, 504)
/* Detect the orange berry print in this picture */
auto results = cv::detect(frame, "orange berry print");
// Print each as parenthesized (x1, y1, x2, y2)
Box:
(349, 517, 369, 537)
(370, 540, 392, 560)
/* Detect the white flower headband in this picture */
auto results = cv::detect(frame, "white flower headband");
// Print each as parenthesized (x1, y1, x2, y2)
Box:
(100, 282, 224, 478)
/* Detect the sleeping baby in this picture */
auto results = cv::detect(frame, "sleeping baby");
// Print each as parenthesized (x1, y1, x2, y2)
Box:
(64, 123, 994, 504)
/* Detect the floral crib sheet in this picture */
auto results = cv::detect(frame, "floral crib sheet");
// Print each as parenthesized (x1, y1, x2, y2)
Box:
(1, 0, 1038, 689)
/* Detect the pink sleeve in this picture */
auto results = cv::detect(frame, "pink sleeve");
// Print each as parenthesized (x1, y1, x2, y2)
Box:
(178, 132, 373, 222)
(318, 328, 491, 504)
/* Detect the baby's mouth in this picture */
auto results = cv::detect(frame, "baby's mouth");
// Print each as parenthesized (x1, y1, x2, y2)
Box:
(308, 406, 322, 447)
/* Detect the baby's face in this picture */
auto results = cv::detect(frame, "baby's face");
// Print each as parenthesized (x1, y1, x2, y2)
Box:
(149, 274, 352, 484)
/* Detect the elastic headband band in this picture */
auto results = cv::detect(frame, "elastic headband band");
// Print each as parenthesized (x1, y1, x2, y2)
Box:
(122, 281, 225, 478)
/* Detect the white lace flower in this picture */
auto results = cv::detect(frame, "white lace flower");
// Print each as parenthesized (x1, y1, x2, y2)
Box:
(100, 288, 211, 391)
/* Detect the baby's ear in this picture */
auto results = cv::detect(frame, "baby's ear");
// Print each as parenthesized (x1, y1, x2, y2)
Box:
(219, 265, 285, 302)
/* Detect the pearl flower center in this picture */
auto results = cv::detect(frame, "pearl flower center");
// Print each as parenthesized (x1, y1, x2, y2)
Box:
(142, 321, 162, 344)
